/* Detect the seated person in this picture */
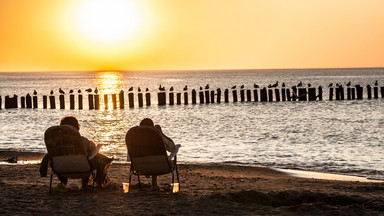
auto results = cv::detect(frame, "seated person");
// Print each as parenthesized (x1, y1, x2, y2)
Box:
(138, 118, 176, 190)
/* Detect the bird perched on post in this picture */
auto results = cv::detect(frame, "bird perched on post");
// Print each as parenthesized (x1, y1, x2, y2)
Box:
(240, 85, 244, 89)
(308, 83, 311, 88)
(328, 83, 333, 87)
(170, 86, 174, 91)
(231, 85, 236, 89)
(271, 81, 278, 88)
(128, 86, 133, 91)
(375, 80, 378, 86)
(69, 89, 74, 94)
(85, 88, 92, 93)
(183, 85, 188, 91)
(59, 88, 65, 94)
(138, 87, 141, 92)
(254, 83, 259, 88)
(94, 87, 98, 94)
(346, 81, 351, 87)
(199, 86, 203, 91)
(282, 82, 286, 88)
(205, 84, 209, 89)
(78, 89, 81, 93)
(33, 90, 37, 95)
(50, 90, 54, 95)
(297, 81, 303, 87)
(145, 88, 149, 92)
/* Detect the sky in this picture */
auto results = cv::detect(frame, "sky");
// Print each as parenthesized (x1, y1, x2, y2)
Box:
(0, 0, 384, 72)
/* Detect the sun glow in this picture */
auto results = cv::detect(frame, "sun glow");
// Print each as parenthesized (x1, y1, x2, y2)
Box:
(74, 0, 142, 45)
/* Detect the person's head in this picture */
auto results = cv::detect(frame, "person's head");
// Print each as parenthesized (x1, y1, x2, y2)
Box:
(140, 118, 154, 127)
(60, 115, 80, 130)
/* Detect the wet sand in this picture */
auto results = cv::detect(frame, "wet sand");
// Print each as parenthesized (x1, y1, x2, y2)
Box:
(0, 152, 383, 215)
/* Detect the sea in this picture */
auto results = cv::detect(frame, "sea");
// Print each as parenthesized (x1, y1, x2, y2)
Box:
(0, 68, 383, 180)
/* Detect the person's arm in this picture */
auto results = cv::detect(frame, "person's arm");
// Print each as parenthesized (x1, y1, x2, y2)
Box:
(155, 125, 175, 152)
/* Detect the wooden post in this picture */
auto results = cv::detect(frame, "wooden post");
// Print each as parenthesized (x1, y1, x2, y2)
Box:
(78, 95, 83, 109)
(33, 96, 38, 108)
(329, 88, 334, 101)
(112, 94, 117, 109)
(224, 89, 229, 103)
(253, 89, 258, 102)
(298, 88, 307, 101)
(21, 97, 26, 108)
(50, 95, 56, 109)
(240, 89, 245, 102)
(70, 95, 75, 109)
(146, 93, 151, 106)
(246, 90, 251, 102)
(176, 93, 181, 105)
(88, 94, 94, 109)
(374, 87, 378, 99)
(119, 91, 125, 109)
(210, 90, 215, 103)
(282, 89, 286, 101)
(367, 85, 372, 99)
(268, 89, 273, 101)
(351, 88, 356, 100)
(128, 92, 134, 108)
(232, 90, 238, 102)
(26, 94, 32, 108)
(318, 86, 323, 101)
(59, 95, 65, 109)
(286, 89, 291, 101)
(199, 91, 204, 104)
(0, 96, 2, 109)
(260, 88, 267, 102)
(43, 96, 47, 108)
(381, 87, 384, 98)
(347, 88, 351, 100)
(356, 86, 363, 99)
(217, 89, 222, 103)
(275, 89, 280, 102)
(191, 90, 197, 104)
(292, 88, 298, 101)
(138, 93, 143, 107)
(104, 94, 109, 109)
(169, 92, 174, 105)
(204, 91, 210, 104)
(94, 94, 100, 109)
(339, 86, 345, 100)
(157, 92, 166, 106)
(308, 88, 316, 101)
(184, 92, 188, 104)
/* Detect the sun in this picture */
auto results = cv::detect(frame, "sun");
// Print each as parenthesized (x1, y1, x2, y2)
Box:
(74, 0, 141, 45)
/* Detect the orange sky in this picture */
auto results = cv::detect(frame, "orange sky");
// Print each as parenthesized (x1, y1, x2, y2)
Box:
(0, 0, 384, 72)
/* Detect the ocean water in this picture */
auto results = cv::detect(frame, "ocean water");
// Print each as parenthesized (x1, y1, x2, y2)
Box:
(0, 68, 384, 180)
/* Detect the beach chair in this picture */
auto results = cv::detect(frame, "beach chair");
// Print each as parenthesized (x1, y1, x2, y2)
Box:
(125, 126, 181, 193)
(44, 125, 100, 192)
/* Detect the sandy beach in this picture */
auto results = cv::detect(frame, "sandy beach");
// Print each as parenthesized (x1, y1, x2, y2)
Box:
(0, 151, 383, 216)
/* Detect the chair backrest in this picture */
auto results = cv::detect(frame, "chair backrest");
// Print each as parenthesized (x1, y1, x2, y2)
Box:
(125, 126, 171, 175)
(44, 125, 91, 178)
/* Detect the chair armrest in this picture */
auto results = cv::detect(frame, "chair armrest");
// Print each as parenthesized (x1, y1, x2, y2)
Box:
(168, 144, 181, 161)
(88, 144, 103, 160)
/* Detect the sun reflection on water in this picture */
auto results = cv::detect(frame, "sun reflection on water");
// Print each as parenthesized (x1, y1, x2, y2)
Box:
(96, 71, 123, 110)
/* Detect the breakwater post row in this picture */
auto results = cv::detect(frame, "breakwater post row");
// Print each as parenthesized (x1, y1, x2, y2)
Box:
(1, 85, 384, 109)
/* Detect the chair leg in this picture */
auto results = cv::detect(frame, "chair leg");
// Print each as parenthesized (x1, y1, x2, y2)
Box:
(128, 174, 132, 192)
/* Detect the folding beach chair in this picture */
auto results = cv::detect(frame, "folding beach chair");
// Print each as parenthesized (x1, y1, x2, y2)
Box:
(125, 126, 181, 193)
(44, 125, 99, 192)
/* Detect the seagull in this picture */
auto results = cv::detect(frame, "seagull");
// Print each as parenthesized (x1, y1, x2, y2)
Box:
(308, 83, 311, 88)
(254, 83, 259, 88)
(145, 88, 149, 92)
(183, 85, 188, 91)
(231, 85, 236, 89)
(268, 84, 272, 88)
(170, 86, 174, 91)
(69, 89, 74, 94)
(199, 86, 203, 91)
(328, 83, 333, 87)
(94, 87, 98, 94)
(336, 83, 339, 87)
(205, 84, 210, 89)
(138, 87, 141, 92)
(59, 88, 65, 94)
(375, 80, 378, 86)
(33, 90, 37, 95)
(85, 88, 92, 93)
(78, 89, 81, 93)
(50, 90, 54, 95)
(271, 81, 278, 88)
(346, 81, 351, 86)
(297, 81, 303, 87)
(282, 82, 286, 88)
(129, 86, 133, 91)
(240, 85, 244, 89)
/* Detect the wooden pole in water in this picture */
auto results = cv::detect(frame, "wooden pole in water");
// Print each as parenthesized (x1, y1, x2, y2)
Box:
(367, 85, 372, 99)
(339, 86, 345, 100)
(308, 88, 316, 101)
(351, 88, 356, 100)
(33, 96, 38, 108)
(59, 95, 65, 109)
(217, 88, 222, 103)
(112, 94, 117, 109)
(381, 87, 384, 98)
(199, 91, 204, 104)
(286, 89, 291, 101)
(88, 94, 94, 109)
(70, 94, 75, 109)
(204, 90, 210, 104)
(43, 96, 47, 109)
(253, 89, 258, 102)
(260, 88, 267, 102)
(298, 88, 307, 101)
(184, 92, 188, 104)
(281, 88, 286, 101)
(356, 86, 363, 99)
(169, 92, 174, 105)
(146, 92, 151, 106)
(329, 88, 334, 101)
(78, 95, 83, 109)
(21, 96, 26, 108)
(50, 95, 56, 109)
(119, 91, 124, 109)
(347, 87, 351, 100)
(232, 90, 238, 102)
(138, 93, 143, 107)
(0, 96, 2, 109)
(292, 88, 298, 101)
(176, 93, 181, 105)
(374, 86, 378, 99)
(129, 92, 135, 108)
(246, 90, 251, 102)
(317, 86, 323, 101)
(268, 89, 273, 101)
(191, 89, 197, 104)
(26, 94, 32, 108)
(224, 89, 229, 103)
(104, 94, 109, 109)
(157, 92, 166, 106)
(94, 94, 100, 109)
(240, 89, 245, 102)
(275, 89, 280, 102)
(210, 90, 215, 103)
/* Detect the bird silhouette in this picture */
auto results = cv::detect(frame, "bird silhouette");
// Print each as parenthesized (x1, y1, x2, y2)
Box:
(199, 86, 203, 91)
(145, 88, 149, 92)
(375, 80, 378, 86)
(183, 85, 188, 91)
(170, 86, 174, 91)
(59, 88, 65, 94)
(271, 81, 278, 88)
(205, 84, 210, 89)
(254, 83, 259, 88)
(69, 89, 74, 94)
(94, 87, 98, 94)
(158, 85, 165, 91)
(129, 86, 133, 91)
(138, 87, 141, 92)
(297, 81, 303, 87)
(346, 81, 351, 86)
(231, 85, 236, 89)
(33, 90, 37, 95)
(78, 89, 81, 93)
(282, 82, 286, 88)
(240, 85, 244, 89)
(328, 83, 333, 87)
(85, 88, 92, 93)
(268, 84, 272, 88)
(50, 90, 54, 95)
(308, 83, 311, 88)
(336, 83, 339, 87)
